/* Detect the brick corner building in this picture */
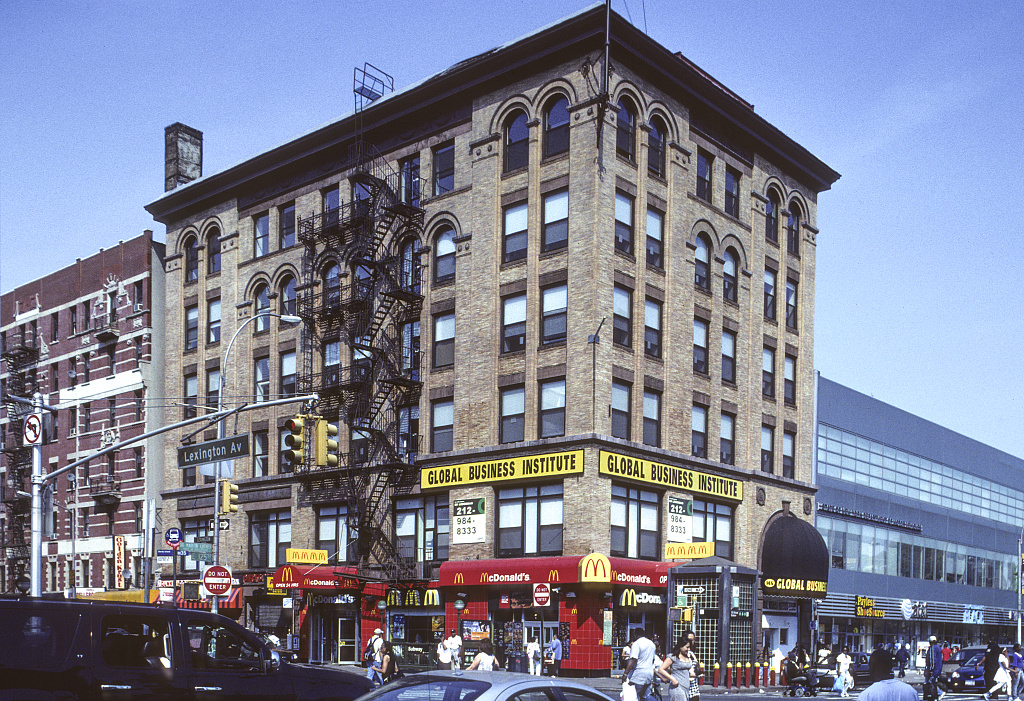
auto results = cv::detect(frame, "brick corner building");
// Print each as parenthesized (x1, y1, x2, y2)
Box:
(146, 6, 838, 674)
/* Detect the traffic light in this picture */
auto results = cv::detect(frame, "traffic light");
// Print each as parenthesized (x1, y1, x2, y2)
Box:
(220, 480, 239, 513)
(284, 416, 305, 467)
(315, 419, 340, 467)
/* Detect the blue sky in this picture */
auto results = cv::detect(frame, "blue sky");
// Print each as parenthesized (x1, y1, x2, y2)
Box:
(2, 1, 1023, 458)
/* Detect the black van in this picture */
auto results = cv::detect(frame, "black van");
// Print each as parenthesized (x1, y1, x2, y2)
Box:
(0, 597, 372, 701)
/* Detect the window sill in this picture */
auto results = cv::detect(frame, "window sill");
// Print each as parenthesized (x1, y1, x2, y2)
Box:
(612, 342, 634, 353)
(539, 340, 566, 351)
(500, 349, 526, 358)
(540, 246, 568, 260)
(614, 248, 636, 263)
(694, 285, 713, 298)
(646, 263, 665, 276)
(500, 258, 527, 271)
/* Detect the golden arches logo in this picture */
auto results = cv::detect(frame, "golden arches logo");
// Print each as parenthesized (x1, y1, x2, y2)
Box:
(619, 588, 639, 607)
(579, 553, 611, 582)
(454, 573, 464, 585)
(404, 590, 421, 607)
(423, 589, 440, 606)
(480, 572, 489, 583)
(386, 589, 403, 607)
(548, 569, 560, 583)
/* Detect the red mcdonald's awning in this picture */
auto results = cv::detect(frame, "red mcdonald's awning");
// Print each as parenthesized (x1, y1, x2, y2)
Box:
(437, 555, 673, 588)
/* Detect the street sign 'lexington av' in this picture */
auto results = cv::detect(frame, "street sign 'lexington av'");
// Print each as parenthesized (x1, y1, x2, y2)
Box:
(177, 435, 250, 469)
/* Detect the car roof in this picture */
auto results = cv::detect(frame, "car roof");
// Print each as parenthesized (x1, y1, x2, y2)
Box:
(389, 670, 615, 697)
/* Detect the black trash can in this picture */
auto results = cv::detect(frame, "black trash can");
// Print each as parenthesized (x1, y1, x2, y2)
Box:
(508, 651, 526, 673)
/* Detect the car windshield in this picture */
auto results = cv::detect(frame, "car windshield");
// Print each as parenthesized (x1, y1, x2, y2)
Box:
(359, 677, 491, 701)
(965, 655, 983, 667)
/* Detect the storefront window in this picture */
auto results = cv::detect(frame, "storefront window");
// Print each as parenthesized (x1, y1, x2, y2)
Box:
(692, 500, 733, 560)
(316, 505, 358, 564)
(497, 484, 563, 557)
(610, 485, 659, 560)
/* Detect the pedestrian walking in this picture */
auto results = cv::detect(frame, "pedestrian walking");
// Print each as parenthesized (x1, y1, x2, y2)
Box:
(546, 634, 563, 677)
(1009, 643, 1023, 701)
(836, 647, 854, 697)
(896, 644, 910, 678)
(526, 637, 542, 676)
(985, 647, 1012, 701)
(445, 628, 463, 670)
(467, 639, 500, 671)
(621, 628, 656, 701)
(658, 638, 695, 701)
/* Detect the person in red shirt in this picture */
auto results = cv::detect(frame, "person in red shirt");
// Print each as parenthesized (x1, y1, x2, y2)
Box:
(942, 644, 952, 663)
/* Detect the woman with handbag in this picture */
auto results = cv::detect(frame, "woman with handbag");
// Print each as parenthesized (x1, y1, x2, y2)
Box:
(657, 638, 695, 701)
(375, 641, 402, 684)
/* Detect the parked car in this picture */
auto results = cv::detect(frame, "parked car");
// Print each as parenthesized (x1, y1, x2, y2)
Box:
(815, 651, 873, 689)
(358, 670, 617, 701)
(948, 654, 987, 693)
(0, 596, 372, 701)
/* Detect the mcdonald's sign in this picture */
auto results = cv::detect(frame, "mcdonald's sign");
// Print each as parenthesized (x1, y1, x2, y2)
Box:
(579, 553, 611, 583)
(424, 589, 441, 607)
(548, 569, 560, 583)
(404, 590, 421, 607)
(618, 588, 664, 607)
(454, 573, 465, 585)
(480, 572, 489, 583)
(386, 589, 404, 607)
(272, 565, 301, 589)
(664, 541, 715, 560)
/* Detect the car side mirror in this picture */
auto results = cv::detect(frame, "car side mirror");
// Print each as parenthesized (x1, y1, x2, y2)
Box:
(266, 649, 282, 673)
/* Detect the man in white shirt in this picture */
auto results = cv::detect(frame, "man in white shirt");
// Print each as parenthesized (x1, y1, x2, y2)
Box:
(622, 629, 657, 701)
(445, 629, 463, 670)
(859, 648, 918, 701)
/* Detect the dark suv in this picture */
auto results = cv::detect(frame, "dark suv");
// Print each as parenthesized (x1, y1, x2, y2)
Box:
(0, 597, 372, 701)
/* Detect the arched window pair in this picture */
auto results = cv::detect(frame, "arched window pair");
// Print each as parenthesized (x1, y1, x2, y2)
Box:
(615, 97, 668, 178)
(253, 277, 296, 332)
(182, 227, 221, 284)
(503, 95, 571, 173)
(765, 187, 803, 256)
(694, 234, 740, 303)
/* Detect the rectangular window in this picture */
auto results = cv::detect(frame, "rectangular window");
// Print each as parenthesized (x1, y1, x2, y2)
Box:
(184, 375, 197, 419)
(784, 355, 797, 405)
(722, 330, 736, 384)
(538, 378, 566, 438)
(433, 141, 454, 195)
(611, 379, 631, 440)
(431, 399, 454, 453)
(693, 499, 733, 560)
(762, 347, 775, 398)
(646, 207, 663, 268)
(70, 306, 77, 334)
(500, 386, 525, 444)
(642, 390, 661, 447)
(783, 431, 795, 479)
(497, 484, 563, 558)
(764, 269, 777, 320)
(207, 298, 221, 344)
(134, 391, 144, 421)
(786, 280, 799, 330)
(502, 294, 526, 353)
(725, 166, 740, 217)
(322, 187, 339, 226)
(51, 312, 59, 343)
(613, 285, 632, 347)
(542, 190, 568, 252)
(696, 150, 713, 203)
(108, 398, 116, 425)
(280, 351, 296, 398)
(184, 305, 199, 351)
(644, 298, 661, 359)
(400, 156, 421, 207)
(693, 319, 708, 374)
(249, 510, 291, 569)
(720, 412, 735, 465)
(134, 447, 143, 478)
(400, 321, 420, 380)
(503, 202, 528, 263)
(761, 425, 774, 473)
(254, 213, 269, 257)
(279, 203, 296, 249)
(254, 357, 270, 402)
(106, 345, 116, 374)
(51, 362, 59, 391)
(399, 404, 420, 462)
(433, 313, 454, 368)
(253, 430, 269, 477)
(614, 191, 634, 256)
(206, 368, 220, 410)
(541, 284, 567, 345)
(396, 495, 450, 566)
(610, 485, 658, 560)
(692, 405, 707, 458)
(317, 505, 357, 564)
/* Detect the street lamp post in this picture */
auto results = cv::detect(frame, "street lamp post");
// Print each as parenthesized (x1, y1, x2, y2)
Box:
(211, 312, 300, 613)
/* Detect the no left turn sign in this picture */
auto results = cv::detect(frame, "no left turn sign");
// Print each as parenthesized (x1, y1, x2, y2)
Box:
(24, 414, 42, 445)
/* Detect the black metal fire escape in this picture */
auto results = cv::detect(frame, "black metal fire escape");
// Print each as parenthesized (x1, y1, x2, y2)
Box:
(294, 63, 425, 584)
(1, 332, 39, 591)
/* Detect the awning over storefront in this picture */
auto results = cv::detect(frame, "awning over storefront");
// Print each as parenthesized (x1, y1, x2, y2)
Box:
(437, 554, 673, 587)
(270, 564, 361, 590)
(760, 514, 829, 599)
(174, 587, 244, 609)
(73, 589, 160, 603)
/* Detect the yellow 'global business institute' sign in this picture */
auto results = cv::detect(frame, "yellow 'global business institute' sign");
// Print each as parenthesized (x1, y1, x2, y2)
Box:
(421, 450, 585, 489)
(599, 451, 743, 501)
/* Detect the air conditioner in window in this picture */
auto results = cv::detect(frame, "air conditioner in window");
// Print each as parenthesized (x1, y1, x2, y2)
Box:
(134, 304, 144, 312)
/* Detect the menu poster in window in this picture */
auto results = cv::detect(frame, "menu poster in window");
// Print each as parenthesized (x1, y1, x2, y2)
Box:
(452, 498, 486, 544)
(667, 495, 692, 543)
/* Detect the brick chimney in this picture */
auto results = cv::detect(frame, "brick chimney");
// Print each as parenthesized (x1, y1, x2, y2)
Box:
(164, 123, 203, 191)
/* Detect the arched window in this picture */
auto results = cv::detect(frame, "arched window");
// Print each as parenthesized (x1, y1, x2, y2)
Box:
(695, 235, 711, 291)
(280, 276, 297, 316)
(648, 116, 667, 178)
(206, 228, 221, 275)
(184, 236, 199, 283)
(787, 201, 802, 255)
(723, 248, 739, 303)
(504, 110, 529, 172)
(254, 284, 271, 332)
(434, 226, 456, 285)
(543, 96, 569, 158)
(400, 239, 420, 294)
(765, 190, 781, 243)
(616, 98, 636, 161)
(323, 263, 341, 308)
